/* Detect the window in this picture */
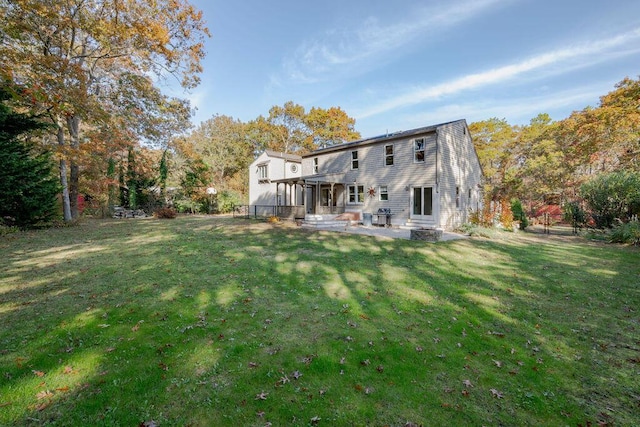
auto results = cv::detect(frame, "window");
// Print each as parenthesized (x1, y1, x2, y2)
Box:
(384, 144, 394, 166)
(351, 151, 359, 169)
(257, 164, 268, 181)
(468, 188, 472, 199)
(347, 185, 364, 204)
(313, 158, 319, 174)
(414, 138, 425, 162)
(456, 186, 460, 209)
(379, 185, 389, 201)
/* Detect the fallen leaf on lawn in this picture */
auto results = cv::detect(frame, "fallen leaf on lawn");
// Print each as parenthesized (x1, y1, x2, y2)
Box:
(433, 337, 441, 344)
(257, 411, 265, 418)
(376, 365, 384, 373)
(490, 388, 504, 398)
(255, 391, 268, 400)
(311, 415, 321, 424)
(415, 346, 423, 352)
(63, 366, 74, 374)
(158, 362, 168, 371)
(493, 360, 502, 368)
(56, 386, 69, 392)
(139, 421, 158, 427)
(279, 375, 289, 385)
(35, 402, 50, 411)
(292, 370, 302, 379)
(36, 390, 54, 400)
(0, 402, 12, 408)
(32, 370, 45, 377)
(248, 362, 259, 368)
(339, 357, 346, 364)
(131, 321, 143, 332)
(106, 347, 116, 353)
(462, 379, 473, 388)
(360, 359, 370, 366)
(462, 389, 470, 397)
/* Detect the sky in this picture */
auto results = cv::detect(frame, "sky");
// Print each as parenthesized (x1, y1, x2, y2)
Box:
(174, 0, 640, 138)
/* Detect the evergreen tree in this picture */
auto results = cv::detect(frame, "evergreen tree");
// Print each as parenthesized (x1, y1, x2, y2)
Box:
(0, 87, 60, 228)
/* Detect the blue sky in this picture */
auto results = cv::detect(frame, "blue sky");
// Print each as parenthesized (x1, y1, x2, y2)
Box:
(178, 0, 640, 138)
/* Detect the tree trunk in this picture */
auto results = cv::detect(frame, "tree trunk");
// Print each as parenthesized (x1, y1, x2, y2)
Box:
(56, 124, 72, 222)
(67, 115, 81, 219)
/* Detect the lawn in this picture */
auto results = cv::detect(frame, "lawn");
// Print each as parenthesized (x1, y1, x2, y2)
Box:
(0, 216, 638, 426)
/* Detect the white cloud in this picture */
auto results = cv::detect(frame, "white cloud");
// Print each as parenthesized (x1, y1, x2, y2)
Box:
(280, 0, 508, 84)
(355, 28, 640, 119)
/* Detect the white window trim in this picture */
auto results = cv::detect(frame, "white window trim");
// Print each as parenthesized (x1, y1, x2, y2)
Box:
(347, 184, 364, 205)
(384, 144, 394, 166)
(257, 163, 269, 182)
(414, 138, 425, 163)
(351, 150, 359, 170)
(379, 185, 389, 201)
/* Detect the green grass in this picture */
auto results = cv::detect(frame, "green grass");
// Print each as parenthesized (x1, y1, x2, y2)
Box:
(1, 217, 638, 426)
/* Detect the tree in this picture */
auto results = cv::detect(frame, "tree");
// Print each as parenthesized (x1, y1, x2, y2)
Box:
(248, 102, 362, 155)
(0, 0, 209, 221)
(580, 171, 640, 228)
(0, 85, 59, 228)
(469, 118, 519, 201)
(304, 106, 360, 148)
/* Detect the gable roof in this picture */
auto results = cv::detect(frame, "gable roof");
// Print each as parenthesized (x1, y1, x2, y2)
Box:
(302, 119, 467, 157)
(264, 149, 302, 162)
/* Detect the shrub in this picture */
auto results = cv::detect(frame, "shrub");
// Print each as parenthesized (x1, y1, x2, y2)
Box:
(510, 198, 528, 229)
(499, 199, 514, 230)
(580, 171, 640, 228)
(154, 207, 177, 219)
(609, 220, 640, 245)
(563, 201, 587, 233)
(216, 190, 243, 214)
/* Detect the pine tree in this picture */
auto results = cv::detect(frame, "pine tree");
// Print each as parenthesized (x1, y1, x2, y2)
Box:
(0, 87, 60, 228)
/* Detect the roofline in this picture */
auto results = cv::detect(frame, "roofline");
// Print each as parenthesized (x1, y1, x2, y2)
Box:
(263, 149, 302, 162)
(302, 119, 467, 157)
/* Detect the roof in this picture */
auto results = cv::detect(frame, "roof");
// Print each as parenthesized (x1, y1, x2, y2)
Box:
(264, 149, 302, 162)
(302, 119, 466, 157)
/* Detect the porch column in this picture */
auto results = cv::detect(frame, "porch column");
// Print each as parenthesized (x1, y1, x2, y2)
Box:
(330, 183, 335, 213)
(275, 182, 280, 206)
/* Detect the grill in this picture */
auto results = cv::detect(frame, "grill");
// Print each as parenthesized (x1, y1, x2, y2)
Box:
(376, 208, 393, 226)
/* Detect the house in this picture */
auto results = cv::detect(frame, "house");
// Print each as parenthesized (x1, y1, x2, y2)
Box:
(247, 119, 483, 230)
(248, 149, 303, 218)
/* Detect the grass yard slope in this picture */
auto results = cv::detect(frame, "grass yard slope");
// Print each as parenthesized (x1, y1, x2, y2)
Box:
(0, 217, 638, 426)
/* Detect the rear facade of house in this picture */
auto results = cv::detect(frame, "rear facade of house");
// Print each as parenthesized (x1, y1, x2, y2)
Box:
(247, 119, 483, 230)
(300, 119, 483, 230)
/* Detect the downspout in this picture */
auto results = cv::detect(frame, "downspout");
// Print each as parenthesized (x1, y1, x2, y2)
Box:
(435, 129, 439, 193)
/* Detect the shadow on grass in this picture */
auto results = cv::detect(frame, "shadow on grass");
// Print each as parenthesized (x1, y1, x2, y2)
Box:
(0, 217, 638, 426)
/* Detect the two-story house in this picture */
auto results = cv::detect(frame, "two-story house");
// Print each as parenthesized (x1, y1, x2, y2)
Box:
(248, 119, 483, 230)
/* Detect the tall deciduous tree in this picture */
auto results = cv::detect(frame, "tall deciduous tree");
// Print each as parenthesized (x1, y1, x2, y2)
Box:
(248, 102, 361, 155)
(0, 0, 209, 221)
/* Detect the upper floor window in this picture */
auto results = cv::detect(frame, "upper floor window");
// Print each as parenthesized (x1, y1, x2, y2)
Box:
(456, 186, 460, 209)
(384, 144, 394, 166)
(257, 164, 268, 181)
(414, 138, 425, 162)
(313, 157, 319, 174)
(347, 184, 364, 204)
(351, 151, 359, 169)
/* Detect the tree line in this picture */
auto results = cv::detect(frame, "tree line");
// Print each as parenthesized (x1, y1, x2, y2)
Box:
(470, 77, 640, 231)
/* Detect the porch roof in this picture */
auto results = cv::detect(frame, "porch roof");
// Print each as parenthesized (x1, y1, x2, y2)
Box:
(300, 172, 346, 185)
